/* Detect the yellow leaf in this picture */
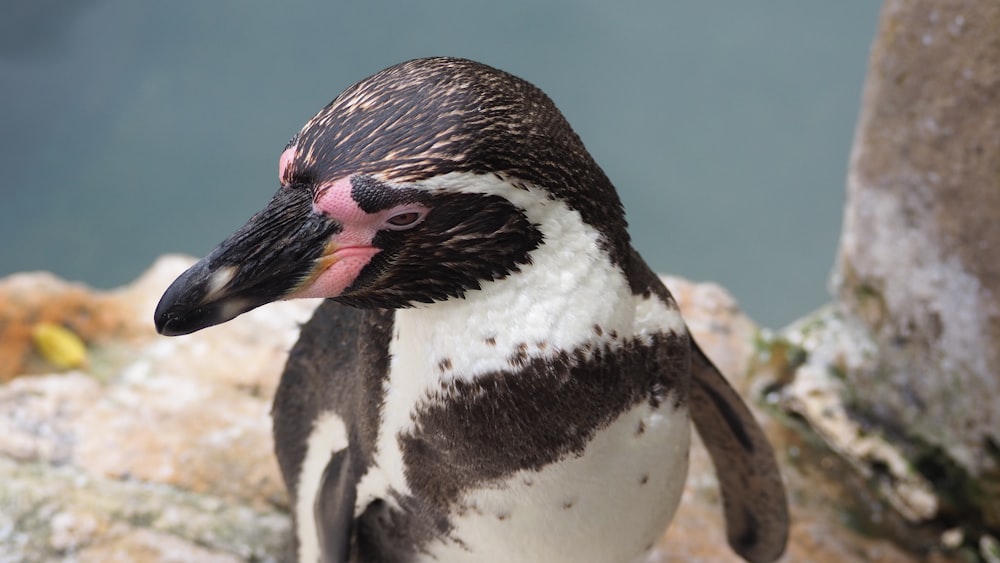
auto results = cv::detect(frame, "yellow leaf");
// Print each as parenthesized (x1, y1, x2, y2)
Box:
(31, 323, 88, 369)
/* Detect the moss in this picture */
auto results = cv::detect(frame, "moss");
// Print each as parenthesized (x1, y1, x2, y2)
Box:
(904, 439, 1000, 556)
(852, 283, 888, 330)
(752, 330, 808, 388)
(982, 535, 1000, 562)
(985, 438, 1000, 466)
(779, 406, 955, 556)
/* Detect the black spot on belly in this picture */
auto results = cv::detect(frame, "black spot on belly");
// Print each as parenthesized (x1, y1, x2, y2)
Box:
(635, 420, 646, 436)
(562, 499, 576, 510)
(639, 474, 649, 486)
(485, 336, 497, 346)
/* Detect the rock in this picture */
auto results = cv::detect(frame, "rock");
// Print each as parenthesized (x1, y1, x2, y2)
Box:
(0, 256, 318, 561)
(774, 0, 1000, 551)
(0, 456, 290, 562)
(836, 0, 1000, 498)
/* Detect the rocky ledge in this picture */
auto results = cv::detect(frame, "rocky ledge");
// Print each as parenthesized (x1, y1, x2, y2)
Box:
(0, 257, 971, 561)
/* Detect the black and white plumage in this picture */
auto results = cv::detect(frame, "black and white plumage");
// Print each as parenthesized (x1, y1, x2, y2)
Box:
(154, 57, 788, 563)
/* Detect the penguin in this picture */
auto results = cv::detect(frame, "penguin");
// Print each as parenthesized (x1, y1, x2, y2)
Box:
(154, 57, 788, 563)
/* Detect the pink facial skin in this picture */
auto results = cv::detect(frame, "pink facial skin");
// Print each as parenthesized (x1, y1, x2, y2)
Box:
(283, 172, 429, 300)
(279, 145, 296, 184)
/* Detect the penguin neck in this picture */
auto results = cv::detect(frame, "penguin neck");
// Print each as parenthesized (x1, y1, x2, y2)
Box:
(390, 172, 637, 384)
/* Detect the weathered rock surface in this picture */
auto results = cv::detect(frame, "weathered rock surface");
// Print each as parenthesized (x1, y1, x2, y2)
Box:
(783, 0, 1000, 553)
(0, 258, 964, 561)
(836, 0, 1000, 496)
(0, 256, 317, 561)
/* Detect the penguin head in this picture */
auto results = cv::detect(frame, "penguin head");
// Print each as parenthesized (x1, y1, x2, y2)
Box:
(155, 57, 628, 336)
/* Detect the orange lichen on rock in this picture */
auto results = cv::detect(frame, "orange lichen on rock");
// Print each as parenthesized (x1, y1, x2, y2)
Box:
(0, 272, 146, 380)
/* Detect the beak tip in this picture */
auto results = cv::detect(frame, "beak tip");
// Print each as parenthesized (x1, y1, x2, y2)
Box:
(153, 270, 210, 337)
(153, 312, 183, 336)
(153, 297, 189, 336)
(153, 271, 262, 337)
(153, 305, 218, 337)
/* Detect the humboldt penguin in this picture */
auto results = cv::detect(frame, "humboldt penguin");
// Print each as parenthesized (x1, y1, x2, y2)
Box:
(154, 57, 788, 563)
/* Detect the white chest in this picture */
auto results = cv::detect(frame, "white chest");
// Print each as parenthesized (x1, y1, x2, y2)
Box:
(424, 398, 690, 563)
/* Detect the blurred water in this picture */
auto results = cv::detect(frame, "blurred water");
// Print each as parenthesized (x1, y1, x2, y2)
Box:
(0, 1, 878, 328)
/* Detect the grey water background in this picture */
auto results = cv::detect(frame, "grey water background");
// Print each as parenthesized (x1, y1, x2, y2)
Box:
(0, 1, 878, 329)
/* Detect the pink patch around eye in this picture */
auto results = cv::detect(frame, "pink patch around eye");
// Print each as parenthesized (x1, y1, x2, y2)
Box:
(279, 145, 296, 182)
(313, 178, 370, 225)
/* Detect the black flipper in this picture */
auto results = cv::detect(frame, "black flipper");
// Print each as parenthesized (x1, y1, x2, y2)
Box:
(316, 448, 357, 563)
(689, 338, 789, 563)
(273, 302, 394, 562)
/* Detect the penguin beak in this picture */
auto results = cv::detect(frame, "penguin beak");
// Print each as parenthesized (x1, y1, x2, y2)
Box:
(154, 187, 338, 336)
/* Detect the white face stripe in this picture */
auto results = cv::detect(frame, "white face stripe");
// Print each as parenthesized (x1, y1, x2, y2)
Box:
(408, 172, 639, 379)
(296, 411, 349, 563)
(353, 172, 687, 519)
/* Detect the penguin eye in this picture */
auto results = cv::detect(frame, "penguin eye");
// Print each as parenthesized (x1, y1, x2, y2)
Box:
(384, 210, 426, 230)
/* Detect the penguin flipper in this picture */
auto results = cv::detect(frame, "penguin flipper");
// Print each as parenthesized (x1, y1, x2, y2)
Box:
(274, 302, 393, 562)
(316, 448, 357, 563)
(688, 338, 789, 563)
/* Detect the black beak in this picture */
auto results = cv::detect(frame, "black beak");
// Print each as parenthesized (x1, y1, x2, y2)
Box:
(154, 187, 337, 336)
